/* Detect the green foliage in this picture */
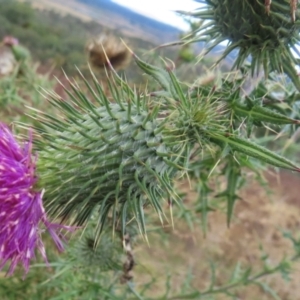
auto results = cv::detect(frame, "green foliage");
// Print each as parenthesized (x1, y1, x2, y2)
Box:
(0, 61, 54, 124)
(0, 0, 88, 72)
(0, 0, 163, 77)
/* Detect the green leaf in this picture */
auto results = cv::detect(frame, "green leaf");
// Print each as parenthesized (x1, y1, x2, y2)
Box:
(253, 282, 281, 300)
(232, 102, 300, 125)
(196, 177, 211, 235)
(208, 132, 300, 172)
(217, 157, 242, 227)
(133, 54, 173, 95)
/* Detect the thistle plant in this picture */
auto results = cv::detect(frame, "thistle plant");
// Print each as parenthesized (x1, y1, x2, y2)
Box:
(179, 0, 300, 89)
(0, 124, 72, 275)
(2, 1, 300, 298)
(26, 51, 300, 250)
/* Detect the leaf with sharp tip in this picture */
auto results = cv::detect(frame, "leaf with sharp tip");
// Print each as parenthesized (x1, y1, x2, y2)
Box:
(195, 173, 213, 236)
(167, 68, 187, 105)
(232, 102, 300, 125)
(208, 132, 300, 172)
(282, 57, 300, 92)
(133, 54, 173, 96)
(222, 158, 241, 227)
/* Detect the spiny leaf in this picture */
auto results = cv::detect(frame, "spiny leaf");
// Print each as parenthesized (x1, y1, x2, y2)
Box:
(208, 132, 300, 172)
(133, 53, 175, 97)
(196, 177, 212, 236)
(222, 158, 241, 227)
(232, 102, 300, 125)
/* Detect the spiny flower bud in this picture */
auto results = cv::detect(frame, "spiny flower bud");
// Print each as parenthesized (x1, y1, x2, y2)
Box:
(33, 56, 300, 245)
(179, 0, 300, 89)
(0, 123, 72, 275)
(35, 81, 188, 244)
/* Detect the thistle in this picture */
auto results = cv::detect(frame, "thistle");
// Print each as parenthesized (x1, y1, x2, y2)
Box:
(179, 0, 300, 89)
(31, 54, 300, 244)
(74, 228, 124, 272)
(34, 71, 194, 243)
(0, 123, 71, 275)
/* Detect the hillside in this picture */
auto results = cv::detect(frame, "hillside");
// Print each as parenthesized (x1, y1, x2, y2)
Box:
(16, 0, 231, 62)
(19, 0, 181, 44)
(77, 0, 181, 42)
(2, 0, 180, 79)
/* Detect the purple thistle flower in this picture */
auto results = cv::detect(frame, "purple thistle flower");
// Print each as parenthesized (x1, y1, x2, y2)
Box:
(0, 123, 72, 276)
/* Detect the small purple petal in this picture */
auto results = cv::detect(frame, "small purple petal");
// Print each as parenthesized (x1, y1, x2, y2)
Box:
(0, 123, 74, 276)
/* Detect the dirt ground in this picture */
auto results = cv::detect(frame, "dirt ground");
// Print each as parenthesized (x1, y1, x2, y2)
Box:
(134, 170, 300, 299)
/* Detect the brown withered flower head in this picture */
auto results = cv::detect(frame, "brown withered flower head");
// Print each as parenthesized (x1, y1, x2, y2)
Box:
(86, 33, 131, 71)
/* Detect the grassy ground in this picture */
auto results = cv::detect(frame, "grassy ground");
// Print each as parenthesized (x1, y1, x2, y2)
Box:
(134, 170, 300, 299)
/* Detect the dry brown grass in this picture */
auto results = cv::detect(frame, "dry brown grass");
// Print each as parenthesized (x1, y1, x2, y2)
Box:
(133, 170, 300, 299)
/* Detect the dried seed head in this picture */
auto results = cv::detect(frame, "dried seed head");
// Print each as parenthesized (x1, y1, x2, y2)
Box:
(86, 33, 131, 70)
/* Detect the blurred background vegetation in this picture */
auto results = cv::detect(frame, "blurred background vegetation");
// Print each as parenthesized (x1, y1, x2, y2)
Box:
(0, 0, 176, 76)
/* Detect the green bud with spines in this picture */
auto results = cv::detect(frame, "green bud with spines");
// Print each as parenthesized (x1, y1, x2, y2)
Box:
(32, 63, 227, 243)
(178, 0, 300, 90)
(31, 54, 300, 244)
